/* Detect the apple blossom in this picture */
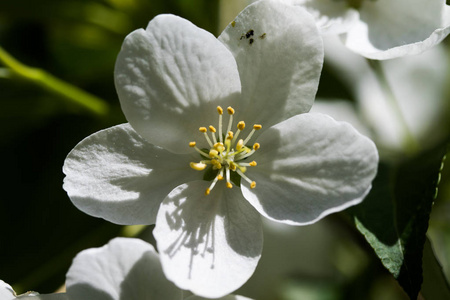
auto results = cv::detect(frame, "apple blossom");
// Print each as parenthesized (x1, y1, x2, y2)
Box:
(63, 0, 378, 297)
(1, 238, 250, 300)
(288, 0, 450, 59)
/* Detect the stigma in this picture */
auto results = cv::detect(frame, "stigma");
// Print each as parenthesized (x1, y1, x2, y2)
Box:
(189, 106, 261, 195)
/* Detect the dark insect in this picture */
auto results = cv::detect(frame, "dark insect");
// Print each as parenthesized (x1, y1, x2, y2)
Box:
(246, 29, 254, 39)
(249, 38, 254, 45)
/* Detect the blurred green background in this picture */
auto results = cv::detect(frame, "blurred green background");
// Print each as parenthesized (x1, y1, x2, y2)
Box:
(0, 1, 449, 299)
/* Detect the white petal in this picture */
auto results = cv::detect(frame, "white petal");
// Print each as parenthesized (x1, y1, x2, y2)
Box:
(115, 14, 241, 154)
(241, 113, 378, 225)
(219, 0, 323, 129)
(294, 0, 359, 35)
(185, 295, 253, 300)
(66, 238, 182, 300)
(154, 181, 262, 298)
(1, 281, 16, 300)
(343, 0, 450, 59)
(63, 123, 199, 225)
(0, 281, 69, 300)
(18, 294, 69, 300)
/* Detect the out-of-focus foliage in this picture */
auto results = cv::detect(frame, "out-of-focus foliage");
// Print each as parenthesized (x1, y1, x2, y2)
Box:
(350, 145, 448, 299)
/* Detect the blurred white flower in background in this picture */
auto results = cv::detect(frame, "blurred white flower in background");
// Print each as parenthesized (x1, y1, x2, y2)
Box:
(1, 238, 251, 300)
(312, 36, 449, 157)
(249, 0, 450, 59)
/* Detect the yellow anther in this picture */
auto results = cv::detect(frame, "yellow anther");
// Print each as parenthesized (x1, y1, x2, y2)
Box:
(227, 131, 234, 140)
(253, 143, 260, 150)
(236, 139, 244, 151)
(217, 174, 224, 180)
(217, 106, 223, 115)
(226, 182, 233, 189)
(237, 121, 245, 130)
(209, 149, 218, 158)
(211, 159, 222, 169)
(205, 188, 211, 196)
(227, 106, 235, 115)
(253, 124, 262, 130)
(250, 181, 256, 189)
(189, 141, 196, 147)
(190, 162, 207, 171)
(199, 127, 207, 133)
(249, 161, 257, 167)
(214, 142, 225, 152)
(209, 125, 216, 133)
(239, 166, 247, 173)
(229, 162, 237, 171)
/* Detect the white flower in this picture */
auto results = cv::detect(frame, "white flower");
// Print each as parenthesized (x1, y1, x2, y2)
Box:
(63, 0, 378, 297)
(291, 0, 450, 59)
(2, 238, 250, 300)
(312, 36, 449, 155)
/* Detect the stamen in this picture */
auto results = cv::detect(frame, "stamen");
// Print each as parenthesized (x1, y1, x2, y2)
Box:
(236, 139, 244, 151)
(238, 165, 247, 173)
(226, 168, 232, 188)
(253, 143, 260, 150)
(204, 169, 225, 196)
(214, 142, 224, 153)
(209, 149, 218, 158)
(226, 106, 234, 134)
(189, 142, 210, 159)
(239, 161, 257, 167)
(225, 138, 231, 155)
(235, 149, 255, 160)
(217, 106, 223, 143)
(236, 168, 255, 188)
(232, 121, 245, 144)
(199, 127, 213, 148)
(211, 160, 222, 169)
(190, 162, 207, 171)
(209, 125, 217, 144)
(243, 124, 262, 145)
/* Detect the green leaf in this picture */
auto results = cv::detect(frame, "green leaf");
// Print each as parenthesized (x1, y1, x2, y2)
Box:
(421, 237, 450, 300)
(349, 144, 447, 299)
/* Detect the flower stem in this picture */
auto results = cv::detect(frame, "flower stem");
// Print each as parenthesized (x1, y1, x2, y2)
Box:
(0, 46, 109, 117)
(367, 59, 420, 155)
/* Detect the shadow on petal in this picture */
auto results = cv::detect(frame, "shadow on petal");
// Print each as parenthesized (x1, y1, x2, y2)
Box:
(154, 181, 262, 297)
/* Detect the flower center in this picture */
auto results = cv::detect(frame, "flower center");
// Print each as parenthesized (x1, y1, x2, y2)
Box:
(189, 106, 262, 196)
